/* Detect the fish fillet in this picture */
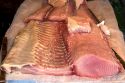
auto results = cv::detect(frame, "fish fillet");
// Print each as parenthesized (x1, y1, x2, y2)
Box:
(66, 0, 124, 78)
(1, 0, 124, 78)
(2, 21, 73, 75)
(67, 22, 124, 78)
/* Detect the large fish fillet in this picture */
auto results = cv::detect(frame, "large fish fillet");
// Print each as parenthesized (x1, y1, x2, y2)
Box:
(67, 3, 124, 78)
(1, 0, 125, 79)
(68, 22, 124, 78)
(1, 21, 72, 75)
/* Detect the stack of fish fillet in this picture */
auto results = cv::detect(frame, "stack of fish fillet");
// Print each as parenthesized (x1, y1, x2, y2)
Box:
(1, 0, 125, 79)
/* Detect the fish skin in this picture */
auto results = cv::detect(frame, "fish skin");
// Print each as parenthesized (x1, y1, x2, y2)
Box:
(67, 16, 91, 33)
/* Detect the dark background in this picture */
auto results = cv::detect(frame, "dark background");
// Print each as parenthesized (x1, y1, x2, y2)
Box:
(0, 0, 125, 46)
(110, 0, 125, 35)
(0, 0, 24, 47)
